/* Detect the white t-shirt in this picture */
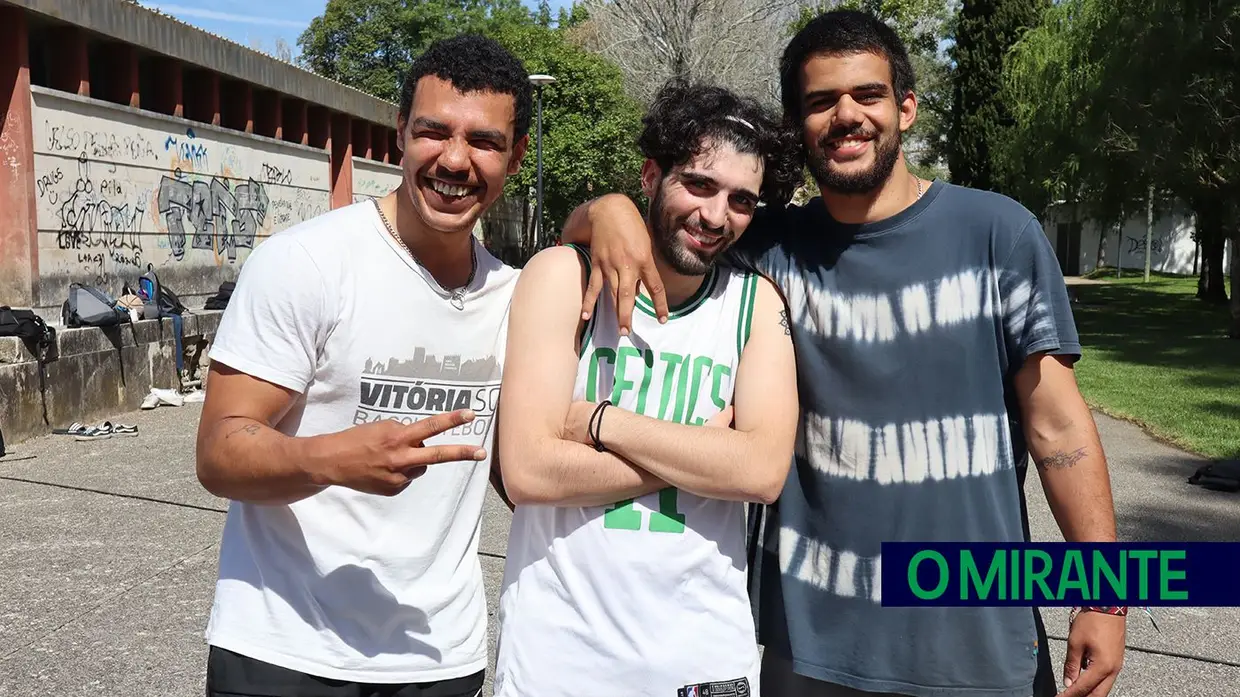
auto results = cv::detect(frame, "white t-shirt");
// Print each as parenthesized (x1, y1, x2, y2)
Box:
(204, 200, 519, 683)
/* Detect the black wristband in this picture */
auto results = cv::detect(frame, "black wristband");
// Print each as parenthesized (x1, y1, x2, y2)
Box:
(588, 400, 612, 452)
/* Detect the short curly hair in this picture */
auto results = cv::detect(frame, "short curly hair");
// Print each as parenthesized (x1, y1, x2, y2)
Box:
(400, 34, 533, 140)
(781, 10, 915, 126)
(638, 79, 804, 207)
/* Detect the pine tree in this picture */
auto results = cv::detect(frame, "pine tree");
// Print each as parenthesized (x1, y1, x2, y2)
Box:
(947, 0, 1048, 194)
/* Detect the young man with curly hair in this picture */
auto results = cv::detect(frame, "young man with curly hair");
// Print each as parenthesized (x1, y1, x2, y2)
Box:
(560, 9, 1125, 697)
(492, 79, 804, 697)
(195, 34, 529, 697)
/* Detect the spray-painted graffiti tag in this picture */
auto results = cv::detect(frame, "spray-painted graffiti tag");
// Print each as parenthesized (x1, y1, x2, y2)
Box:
(157, 175, 269, 262)
(1127, 235, 1166, 256)
(261, 163, 294, 185)
(47, 123, 156, 163)
(164, 128, 209, 170)
(52, 158, 144, 253)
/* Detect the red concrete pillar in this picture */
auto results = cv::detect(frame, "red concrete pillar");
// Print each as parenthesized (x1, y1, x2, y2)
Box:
(206, 72, 220, 126)
(50, 26, 89, 96)
(329, 113, 353, 209)
(287, 100, 309, 146)
(352, 120, 371, 160)
(272, 96, 284, 140)
(153, 59, 183, 117)
(240, 83, 254, 133)
(308, 106, 329, 148)
(0, 7, 37, 306)
(123, 46, 140, 109)
(256, 91, 282, 140)
(371, 124, 388, 163)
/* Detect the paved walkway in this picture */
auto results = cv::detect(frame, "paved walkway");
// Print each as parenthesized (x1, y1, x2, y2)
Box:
(1, 404, 1237, 696)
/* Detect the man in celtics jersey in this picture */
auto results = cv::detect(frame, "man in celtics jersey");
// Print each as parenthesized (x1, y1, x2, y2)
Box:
(493, 79, 805, 697)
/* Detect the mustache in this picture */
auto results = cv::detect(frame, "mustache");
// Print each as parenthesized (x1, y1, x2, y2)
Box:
(818, 125, 879, 146)
(681, 221, 730, 241)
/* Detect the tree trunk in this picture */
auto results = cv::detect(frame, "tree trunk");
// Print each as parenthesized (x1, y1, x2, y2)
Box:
(1230, 234, 1240, 338)
(1194, 197, 1229, 303)
(1096, 225, 1107, 271)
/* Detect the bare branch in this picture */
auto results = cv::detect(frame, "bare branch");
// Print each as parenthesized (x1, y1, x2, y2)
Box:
(580, 0, 800, 106)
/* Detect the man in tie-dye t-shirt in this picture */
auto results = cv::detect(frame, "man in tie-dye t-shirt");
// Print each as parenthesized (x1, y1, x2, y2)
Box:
(561, 9, 1127, 697)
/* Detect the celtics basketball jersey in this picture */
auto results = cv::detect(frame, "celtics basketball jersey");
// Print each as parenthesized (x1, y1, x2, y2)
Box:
(495, 244, 763, 697)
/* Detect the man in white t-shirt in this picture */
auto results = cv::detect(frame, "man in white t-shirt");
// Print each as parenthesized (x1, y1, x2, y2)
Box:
(195, 34, 530, 697)
(493, 80, 803, 697)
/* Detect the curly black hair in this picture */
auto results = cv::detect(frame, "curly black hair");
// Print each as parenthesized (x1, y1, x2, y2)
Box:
(399, 34, 533, 140)
(781, 10, 915, 126)
(638, 79, 804, 207)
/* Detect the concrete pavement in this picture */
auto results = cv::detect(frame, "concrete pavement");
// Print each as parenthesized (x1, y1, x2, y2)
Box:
(1, 403, 1237, 696)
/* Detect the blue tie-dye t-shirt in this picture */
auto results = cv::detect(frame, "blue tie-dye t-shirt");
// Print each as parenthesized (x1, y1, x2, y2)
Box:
(736, 181, 1079, 697)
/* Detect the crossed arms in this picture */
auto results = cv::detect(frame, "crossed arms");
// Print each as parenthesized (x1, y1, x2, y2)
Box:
(497, 246, 798, 507)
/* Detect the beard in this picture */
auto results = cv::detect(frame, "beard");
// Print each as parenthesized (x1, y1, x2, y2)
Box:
(807, 125, 902, 195)
(649, 184, 731, 276)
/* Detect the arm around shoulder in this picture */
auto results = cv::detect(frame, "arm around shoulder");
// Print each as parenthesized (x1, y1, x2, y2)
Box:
(498, 246, 668, 507)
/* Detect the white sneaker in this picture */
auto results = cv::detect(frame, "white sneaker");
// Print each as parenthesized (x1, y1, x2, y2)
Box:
(152, 388, 185, 407)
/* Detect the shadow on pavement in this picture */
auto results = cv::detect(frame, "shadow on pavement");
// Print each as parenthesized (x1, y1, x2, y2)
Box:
(1118, 498, 1240, 542)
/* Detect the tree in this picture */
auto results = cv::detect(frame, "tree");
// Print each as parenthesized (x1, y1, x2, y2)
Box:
(274, 39, 295, 63)
(297, 0, 647, 262)
(790, 0, 957, 181)
(491, 20, 646, 243)
(576, 0, 800, 106)
(536, 0, 554, 26)
(297, 0, 532, 102)
(946, 0, 1048, 195)
(1005, 0, 1239, 320)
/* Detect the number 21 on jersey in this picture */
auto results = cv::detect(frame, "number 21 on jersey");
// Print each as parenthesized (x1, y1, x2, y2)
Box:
(604, 487, 685, 533)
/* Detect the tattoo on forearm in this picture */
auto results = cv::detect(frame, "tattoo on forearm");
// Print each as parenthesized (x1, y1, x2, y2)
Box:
(1036, 447, 1088, 470)
(779, 309, 791, 335)
(225, 423, 262, 439)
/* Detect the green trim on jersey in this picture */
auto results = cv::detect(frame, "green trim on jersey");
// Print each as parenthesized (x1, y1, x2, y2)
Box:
(565, 243, 597, 357)
(634, 266, 720, 320)
(736, 272, 758, 355)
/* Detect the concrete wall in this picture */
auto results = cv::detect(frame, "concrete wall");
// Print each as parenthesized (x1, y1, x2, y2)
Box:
(0, 311, 220, 445)
(351, 156, 402, 202)
(30, 86, 331, 313)
(1043, 202, 1233, 276)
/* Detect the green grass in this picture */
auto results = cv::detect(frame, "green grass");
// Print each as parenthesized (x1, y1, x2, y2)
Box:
(1069, 271, 1239, 461)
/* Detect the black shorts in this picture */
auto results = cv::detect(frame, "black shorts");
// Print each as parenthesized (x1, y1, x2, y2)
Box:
(205, 646, 485, 697)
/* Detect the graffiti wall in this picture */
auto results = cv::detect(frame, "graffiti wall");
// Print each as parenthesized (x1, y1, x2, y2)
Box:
(31, 87, 331, 308)
(352, 157, 402, 203)
(1043, 201, 1231, 276)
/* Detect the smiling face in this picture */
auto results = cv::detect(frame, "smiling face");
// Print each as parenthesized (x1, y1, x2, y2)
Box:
(643, 140, 763, 276)
(396, 75, 528, 234)
(799, 51, 916, 195)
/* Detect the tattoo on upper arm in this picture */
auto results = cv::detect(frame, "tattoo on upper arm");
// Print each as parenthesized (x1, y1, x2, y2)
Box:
(225, 423, 262, 439)
(1036, 447, 1087, 470)
(778, 309, 791, 335)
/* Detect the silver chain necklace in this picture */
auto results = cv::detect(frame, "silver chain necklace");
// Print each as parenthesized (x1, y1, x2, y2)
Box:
(372, 198, 477, 310)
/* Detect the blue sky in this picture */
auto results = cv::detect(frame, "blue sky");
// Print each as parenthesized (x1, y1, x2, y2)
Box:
(140, 0, 573, 59)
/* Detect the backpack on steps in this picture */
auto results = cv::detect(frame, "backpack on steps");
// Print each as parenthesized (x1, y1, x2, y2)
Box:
(62, 283, 128, 328)
(203, 281, 235, 310)
(138, 264, 187, 318)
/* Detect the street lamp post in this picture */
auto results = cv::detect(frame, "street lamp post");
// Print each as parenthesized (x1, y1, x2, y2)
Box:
(529, 74, 555, 253)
